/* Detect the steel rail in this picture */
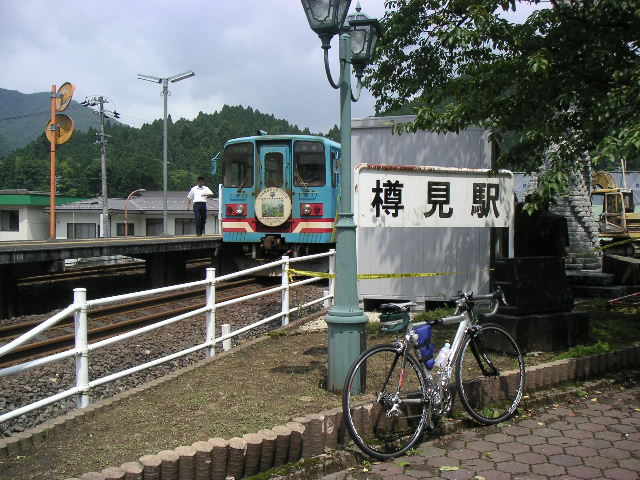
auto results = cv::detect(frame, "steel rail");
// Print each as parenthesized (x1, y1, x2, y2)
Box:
(0, 282, 271, 368)
(0, 277, 257, 339)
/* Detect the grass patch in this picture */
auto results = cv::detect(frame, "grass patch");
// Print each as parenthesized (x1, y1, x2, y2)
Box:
(266, 331, 289, 338)
(553, 340, 613, 360)
(414, 306, 453, 323)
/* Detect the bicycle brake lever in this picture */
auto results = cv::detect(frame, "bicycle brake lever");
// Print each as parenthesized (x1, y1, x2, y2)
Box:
(495, 286, 508, 306)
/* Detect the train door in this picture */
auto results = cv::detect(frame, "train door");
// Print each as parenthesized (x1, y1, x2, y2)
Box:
(255, 144, 292, 229)
(259, 145, 289, 190)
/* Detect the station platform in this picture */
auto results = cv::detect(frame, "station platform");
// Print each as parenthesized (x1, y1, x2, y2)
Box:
(0, 235, 222, 319)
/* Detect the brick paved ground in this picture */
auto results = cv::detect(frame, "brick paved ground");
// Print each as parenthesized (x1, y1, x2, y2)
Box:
(319, 386, 640, 480)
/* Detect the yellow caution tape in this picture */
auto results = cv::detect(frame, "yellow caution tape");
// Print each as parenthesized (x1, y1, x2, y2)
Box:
(288, 268, 494, 280)
(566, 237, 639, 258)
(594, 237, 638, 252)
(288, 238, 638, 281)
(288, 269, 335, 280)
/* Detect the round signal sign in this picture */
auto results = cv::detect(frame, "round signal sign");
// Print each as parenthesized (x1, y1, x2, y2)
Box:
(45, 114, 75, 144)
(56, 82, 76, 112)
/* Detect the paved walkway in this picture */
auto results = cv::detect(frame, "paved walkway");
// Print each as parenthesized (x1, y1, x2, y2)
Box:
(320, 385, 640, 480)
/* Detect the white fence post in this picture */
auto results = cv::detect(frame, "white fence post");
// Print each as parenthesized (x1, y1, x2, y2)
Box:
(328, 248, 336, 306)
(205, 268, 216, 359)
(73, 288, 90, 409)
(222, 324, 231, 351)
(281, 255, 290, 326)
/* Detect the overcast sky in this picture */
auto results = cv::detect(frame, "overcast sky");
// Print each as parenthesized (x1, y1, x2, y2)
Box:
(0, 0, 539, 134)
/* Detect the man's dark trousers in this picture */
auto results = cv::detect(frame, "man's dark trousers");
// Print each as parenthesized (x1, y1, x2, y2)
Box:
(194, 202, 207, 235)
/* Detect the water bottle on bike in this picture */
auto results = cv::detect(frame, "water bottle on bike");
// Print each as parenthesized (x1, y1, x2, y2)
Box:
(434, 342, 451, 369)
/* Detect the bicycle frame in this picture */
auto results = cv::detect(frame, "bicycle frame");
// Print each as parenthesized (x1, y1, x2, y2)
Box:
(397, 292, 503, 406)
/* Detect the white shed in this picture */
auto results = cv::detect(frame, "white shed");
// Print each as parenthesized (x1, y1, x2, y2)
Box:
(0, 190, 86, 241)
(351, 116, 507, 306)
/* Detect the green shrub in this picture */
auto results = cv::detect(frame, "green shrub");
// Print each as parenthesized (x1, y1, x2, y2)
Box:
(414, 306, 451, 323)
(554, 340, 613, 360)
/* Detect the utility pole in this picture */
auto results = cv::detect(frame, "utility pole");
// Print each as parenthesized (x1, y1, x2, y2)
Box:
(82, 96, 119, 237)
(98, 96, 108, 237)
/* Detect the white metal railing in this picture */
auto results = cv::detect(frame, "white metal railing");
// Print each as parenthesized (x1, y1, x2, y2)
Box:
(0, 250, 335, 424)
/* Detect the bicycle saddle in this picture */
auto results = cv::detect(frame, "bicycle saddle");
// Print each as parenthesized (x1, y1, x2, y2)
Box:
(379, 302, 417, 314)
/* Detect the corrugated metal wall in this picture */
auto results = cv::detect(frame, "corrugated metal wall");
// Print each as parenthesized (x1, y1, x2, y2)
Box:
(351, 116, 494, 305)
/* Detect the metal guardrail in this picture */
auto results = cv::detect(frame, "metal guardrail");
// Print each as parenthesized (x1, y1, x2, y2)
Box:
(0, 250, 336, 424)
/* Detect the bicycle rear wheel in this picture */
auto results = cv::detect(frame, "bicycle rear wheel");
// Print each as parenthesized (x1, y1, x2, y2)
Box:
(342, 344, 429, 459)
(455, 323, 525, 424)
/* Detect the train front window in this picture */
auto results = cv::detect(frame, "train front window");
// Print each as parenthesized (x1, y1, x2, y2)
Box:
(265, 152, 284, 187)
(294, 141, 326, 187)
(223, 142, 254, 188)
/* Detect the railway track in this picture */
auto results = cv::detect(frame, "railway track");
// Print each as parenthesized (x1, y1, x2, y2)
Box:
(18, 258, 212, 285)
(0, 277, 275, 368)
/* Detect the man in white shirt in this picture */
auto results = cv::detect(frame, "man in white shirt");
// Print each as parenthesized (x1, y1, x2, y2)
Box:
(186, 176, 214, 235)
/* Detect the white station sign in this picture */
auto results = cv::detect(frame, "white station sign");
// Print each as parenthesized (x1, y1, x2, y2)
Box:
(356, 164, 514, 228)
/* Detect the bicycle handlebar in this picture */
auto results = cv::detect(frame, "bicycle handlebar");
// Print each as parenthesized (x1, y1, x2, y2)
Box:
(384, 287, 507, 330)
(445, 286, 507, 317)
(449, 286, 507, 306)
(414, 288, 505, 329)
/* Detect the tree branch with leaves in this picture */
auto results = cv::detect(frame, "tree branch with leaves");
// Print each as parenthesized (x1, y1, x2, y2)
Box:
(366, 0, 640, 210)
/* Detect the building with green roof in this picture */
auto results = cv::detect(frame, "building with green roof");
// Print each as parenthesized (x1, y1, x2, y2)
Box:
(0, 190, 87, 241)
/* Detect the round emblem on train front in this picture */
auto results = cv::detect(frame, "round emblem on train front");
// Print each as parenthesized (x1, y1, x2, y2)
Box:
(255, 188, 292, 227)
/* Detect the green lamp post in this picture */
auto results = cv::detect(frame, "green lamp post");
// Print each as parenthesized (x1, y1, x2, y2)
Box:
(301, 0, 382, 392)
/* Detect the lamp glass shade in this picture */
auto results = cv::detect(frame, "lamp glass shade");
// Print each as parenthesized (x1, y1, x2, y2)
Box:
(346, 7, 381, 66)
(350, 27, 368, 58)
(301, 0, 352, 36)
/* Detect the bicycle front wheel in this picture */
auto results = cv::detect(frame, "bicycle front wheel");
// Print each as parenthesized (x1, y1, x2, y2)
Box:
(455, 323, 525, 424)
(342, 344, 429, 459)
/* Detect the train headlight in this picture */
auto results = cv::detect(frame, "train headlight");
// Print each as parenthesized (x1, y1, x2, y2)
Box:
(226, 203, 247, 216)
(300, 203, 324, 216)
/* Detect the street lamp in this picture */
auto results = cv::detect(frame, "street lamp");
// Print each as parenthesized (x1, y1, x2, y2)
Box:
(301, 0, 381, 392)
(124, 189, 146, 238)
(137, 70, 195, 235)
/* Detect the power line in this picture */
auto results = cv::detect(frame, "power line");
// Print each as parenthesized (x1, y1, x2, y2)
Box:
(1, 102, 161, 128)
(0, 110, 53, 121)
(0, 103, 120, 122)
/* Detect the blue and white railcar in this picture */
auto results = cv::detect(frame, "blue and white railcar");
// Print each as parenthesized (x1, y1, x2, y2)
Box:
(220, 134, 340, 264)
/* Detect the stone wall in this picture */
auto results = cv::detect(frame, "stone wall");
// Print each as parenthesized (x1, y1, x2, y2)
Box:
(526, 165, 601, 271)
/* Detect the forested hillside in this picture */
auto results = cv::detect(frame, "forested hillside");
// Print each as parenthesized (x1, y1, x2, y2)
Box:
(0, 105, 338, 198)
(0, 88, 109, 156)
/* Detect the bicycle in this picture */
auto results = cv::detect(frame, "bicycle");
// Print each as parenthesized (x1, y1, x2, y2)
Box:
(342, 287, 525, 459)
